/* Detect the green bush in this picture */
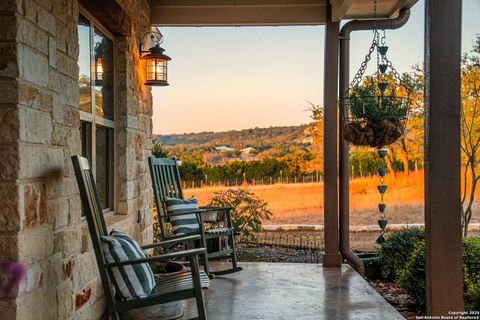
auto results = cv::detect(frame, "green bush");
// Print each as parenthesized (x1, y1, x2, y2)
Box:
(463, 237, 480, 311)
(209, 188, 272, 243)
(398, 241, 426, 305)
(391, 236, 480, 310)
(377, 228, 425, 281)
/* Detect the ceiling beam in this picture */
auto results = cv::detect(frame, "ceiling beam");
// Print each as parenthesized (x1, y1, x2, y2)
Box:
(330, 0, 353, 22)
(151, 1, 328, 26)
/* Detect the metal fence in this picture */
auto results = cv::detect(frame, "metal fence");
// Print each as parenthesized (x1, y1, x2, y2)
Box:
(183, 175, 324, 189)
(238, 230, 325, 264)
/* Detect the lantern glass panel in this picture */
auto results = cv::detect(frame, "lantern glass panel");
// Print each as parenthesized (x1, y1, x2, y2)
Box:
(93, 28, 114, 120)
(156, 59, 167, 81)
(146, 58, 156, 81)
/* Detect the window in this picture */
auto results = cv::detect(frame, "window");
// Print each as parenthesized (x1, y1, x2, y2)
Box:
(78, 10, 115, 212)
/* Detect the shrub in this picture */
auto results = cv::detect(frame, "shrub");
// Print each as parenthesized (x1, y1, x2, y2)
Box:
(377, 228, 425, 281)
(209, 188, 272, 243)
(393, 236, 480, 310)
(463, 237, 480, 311)
(398, 241, 426, 305)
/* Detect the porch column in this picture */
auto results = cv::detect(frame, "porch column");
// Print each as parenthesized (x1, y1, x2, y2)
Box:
(322, 9, 342, 267)
(424, 0, 464, 314)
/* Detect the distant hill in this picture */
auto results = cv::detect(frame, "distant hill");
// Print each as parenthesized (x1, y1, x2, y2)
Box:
(156, 124, 313, 149)
(155, 124, 315, 163)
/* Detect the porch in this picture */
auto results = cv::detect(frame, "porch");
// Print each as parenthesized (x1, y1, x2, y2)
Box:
(180, 262, 403, 320)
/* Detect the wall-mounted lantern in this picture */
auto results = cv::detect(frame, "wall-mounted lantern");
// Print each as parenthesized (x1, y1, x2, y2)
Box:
(140, 28, 171, 86)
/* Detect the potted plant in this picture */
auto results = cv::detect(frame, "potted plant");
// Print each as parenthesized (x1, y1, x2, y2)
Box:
(343, 82, 409, 148)
(357, 252, 381, 280)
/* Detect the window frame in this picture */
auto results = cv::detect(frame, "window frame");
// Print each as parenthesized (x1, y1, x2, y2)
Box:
(79, 6, 117, 215)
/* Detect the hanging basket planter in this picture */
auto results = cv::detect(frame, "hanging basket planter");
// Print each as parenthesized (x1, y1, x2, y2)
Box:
(341, 28, 411, 149)
(343, 84, 410, 148)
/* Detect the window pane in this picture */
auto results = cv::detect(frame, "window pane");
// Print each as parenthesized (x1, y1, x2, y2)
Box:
(95, 125, 114, 210)
(80, 121, 92, 160)
(78, 14, 91, 113)
(93, 28, 114, 120)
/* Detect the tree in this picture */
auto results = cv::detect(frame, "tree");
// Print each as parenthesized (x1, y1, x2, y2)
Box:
(461, 35, 480, 236)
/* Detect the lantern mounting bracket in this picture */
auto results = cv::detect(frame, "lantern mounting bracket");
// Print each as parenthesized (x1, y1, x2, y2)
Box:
(139, 27, 164, 55)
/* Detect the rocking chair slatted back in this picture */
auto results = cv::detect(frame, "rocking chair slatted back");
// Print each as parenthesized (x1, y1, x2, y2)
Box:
(71, 155, 117, 313)
(149, 157, 184, 207)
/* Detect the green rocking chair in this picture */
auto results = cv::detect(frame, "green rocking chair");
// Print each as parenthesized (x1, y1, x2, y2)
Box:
(148, 157, 243, 277)
(72, 155, 209, 320)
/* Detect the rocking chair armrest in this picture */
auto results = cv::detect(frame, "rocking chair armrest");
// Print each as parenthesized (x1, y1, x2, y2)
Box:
(141, 234, 201, 250)
(105, 248, 207, 268)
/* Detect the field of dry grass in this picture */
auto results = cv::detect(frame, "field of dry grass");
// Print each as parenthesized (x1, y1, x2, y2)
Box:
(185, 170, 480, 227)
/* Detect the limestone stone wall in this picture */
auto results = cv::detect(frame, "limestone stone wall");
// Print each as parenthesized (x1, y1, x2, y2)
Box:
(0, 0, 154, 319)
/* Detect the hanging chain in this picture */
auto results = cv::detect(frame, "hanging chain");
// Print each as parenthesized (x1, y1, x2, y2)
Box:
(348, 34, 377, 92)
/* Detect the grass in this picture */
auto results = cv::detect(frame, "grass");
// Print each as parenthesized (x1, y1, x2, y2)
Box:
(185, 170, 480, 227)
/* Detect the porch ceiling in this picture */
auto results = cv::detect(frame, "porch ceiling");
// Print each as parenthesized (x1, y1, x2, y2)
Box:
(150, 0, 417, 26)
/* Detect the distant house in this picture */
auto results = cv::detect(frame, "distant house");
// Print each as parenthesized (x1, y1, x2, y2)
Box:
(215, 146, 235, 152)
(302, 137, 314, 144)
(240, 147, 256, 155)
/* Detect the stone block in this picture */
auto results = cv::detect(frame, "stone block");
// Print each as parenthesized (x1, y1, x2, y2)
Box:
(18, 106, 52, 144)
(48, 197, 69, 230)
(18, 226, 54, 265)
(55, 18, 67, 53)
(22, 0, 37, 22)
(37, 7, 55, 35)
(63, 105, 80, 127)
(65, 20, 78, 59)
(18, 44, 49, 87)
(17, 16, 49, 55)
(60, 75, 79, 106)
(18, 145, 63, 180)
(19, 262, 44, 294)
(0, 79, 18, 104)
(16, 286, 56, 320)
(17, 82, 52, 112)
(23, 182, 48, 229)
(0, 299, 16, 320)
(37, 0, 53, 11)
(0, 106, 19, 143)
(72, 251, 97, 291)
(56, 280, 74, 319)
(0, 145, 19, 181)
(52, 123, 78, 148)
(53, 0, 67, 23)
(53, 227, 82, 258)
(0, 14, 17, 41)
(48, 69, 61, 92)
(68, 197, 81, 224)
(0, 183, 22, 232)
(0, 43, 19, 78)
(0, 233, 19, 261)
(57, 51, 78, 79)
(48, 36, 57, 67)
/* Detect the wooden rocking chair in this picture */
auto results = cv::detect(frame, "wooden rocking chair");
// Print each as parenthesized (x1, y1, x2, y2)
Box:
(72, 155, 209, 320)
(148, 157, 243, 278)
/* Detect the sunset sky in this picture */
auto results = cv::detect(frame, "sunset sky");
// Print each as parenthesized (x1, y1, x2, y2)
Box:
(152, 0, 479, 135)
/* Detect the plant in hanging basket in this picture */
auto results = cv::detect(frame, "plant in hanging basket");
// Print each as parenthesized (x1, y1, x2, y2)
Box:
(343, 83, 409, 148)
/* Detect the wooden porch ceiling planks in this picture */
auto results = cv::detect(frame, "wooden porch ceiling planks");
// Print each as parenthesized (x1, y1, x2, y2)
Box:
(150, 0, 417, 26)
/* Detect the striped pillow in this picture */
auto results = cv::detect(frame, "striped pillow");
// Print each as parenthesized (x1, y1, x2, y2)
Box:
(101, 229, 155, 300)
(165, 196, 201, 235)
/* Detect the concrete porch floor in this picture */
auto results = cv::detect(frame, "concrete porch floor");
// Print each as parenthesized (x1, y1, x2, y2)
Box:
(180, 262, 403, 320)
